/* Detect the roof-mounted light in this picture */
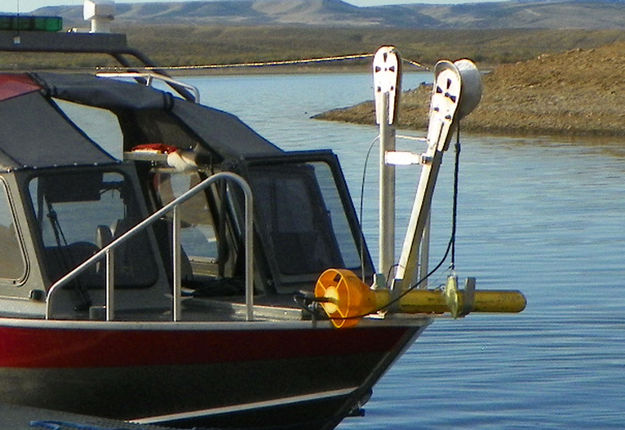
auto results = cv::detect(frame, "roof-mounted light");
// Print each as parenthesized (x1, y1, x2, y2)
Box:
(0, 15, 63, 32)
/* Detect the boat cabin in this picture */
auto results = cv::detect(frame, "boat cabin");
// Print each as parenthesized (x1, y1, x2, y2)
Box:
(0, 72, 374, 320)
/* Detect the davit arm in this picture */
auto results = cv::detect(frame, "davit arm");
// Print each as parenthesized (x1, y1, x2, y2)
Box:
(314, 50, 526, 329)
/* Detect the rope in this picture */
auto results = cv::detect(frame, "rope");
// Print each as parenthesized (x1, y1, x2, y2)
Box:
(98, 53, 374, 72)
(95, 53, 430, 72)
(403, 58, 431, 71)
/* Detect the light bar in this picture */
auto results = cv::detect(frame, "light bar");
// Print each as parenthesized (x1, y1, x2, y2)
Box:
(0, 15, 63, 32)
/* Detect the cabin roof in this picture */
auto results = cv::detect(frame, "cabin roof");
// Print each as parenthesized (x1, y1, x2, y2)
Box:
(0, 72, 282, 171)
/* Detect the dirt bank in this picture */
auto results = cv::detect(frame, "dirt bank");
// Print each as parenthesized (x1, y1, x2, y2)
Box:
(315, 41, 625, 137)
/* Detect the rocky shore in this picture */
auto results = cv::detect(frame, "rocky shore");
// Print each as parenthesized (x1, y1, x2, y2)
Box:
(314, 42, 625, 137)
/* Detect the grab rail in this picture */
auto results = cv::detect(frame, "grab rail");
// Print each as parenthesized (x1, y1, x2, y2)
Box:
(45, 172, 254, 322)
(96, 72, 201, 103)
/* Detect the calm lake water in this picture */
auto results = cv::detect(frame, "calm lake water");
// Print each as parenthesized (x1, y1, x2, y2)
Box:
(185, 73, 625, 429)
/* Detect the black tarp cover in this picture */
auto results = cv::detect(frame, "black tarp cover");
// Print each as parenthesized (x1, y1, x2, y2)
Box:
(34, 72, 283, 160)
(34, 72, 175, 112)
(0, 86, 116, 170)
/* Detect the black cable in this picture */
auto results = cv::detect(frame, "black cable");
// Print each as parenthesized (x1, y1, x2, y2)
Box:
(306, 124, 464, 322)
(451, 121, 461, 270)
(358, 135, 379, 282)
(386, 263, 399, 287)
(309, 233, 455, 323)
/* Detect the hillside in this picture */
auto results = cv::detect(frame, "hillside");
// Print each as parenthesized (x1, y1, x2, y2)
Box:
(315, 41, 625, 136)
(28, 0, 625, 29)
(4, 26, 624, 72)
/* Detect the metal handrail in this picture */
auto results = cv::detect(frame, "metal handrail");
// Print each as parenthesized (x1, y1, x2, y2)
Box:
(96, 71, 201, 103)
(45, 172, 254, 321)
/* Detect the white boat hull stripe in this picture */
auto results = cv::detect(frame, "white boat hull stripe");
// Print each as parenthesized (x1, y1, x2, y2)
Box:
(130, 387, 359, 424)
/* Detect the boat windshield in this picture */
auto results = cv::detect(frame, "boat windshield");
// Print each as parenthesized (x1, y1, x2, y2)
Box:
(248, 160, 367, 291)
(28, 170, 158, 288)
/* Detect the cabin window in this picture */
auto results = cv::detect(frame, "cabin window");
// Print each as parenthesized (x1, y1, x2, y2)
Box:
(153, 171, 219, 280)
(28, 170, 158, 288)
(52, 98, 124, 159)
(0, 180, 26, 281)
(249, 161, 363, 284)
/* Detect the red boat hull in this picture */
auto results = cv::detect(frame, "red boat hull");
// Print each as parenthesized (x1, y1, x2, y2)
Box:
(0, 320, 428, 429)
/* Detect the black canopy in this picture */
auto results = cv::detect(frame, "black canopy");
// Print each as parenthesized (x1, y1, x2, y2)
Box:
(0, 71, 284, 170)
(0, 89, 116, 170)
(33, 72, 283, 161)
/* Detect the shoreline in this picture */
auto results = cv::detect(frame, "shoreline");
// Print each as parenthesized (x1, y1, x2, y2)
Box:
(315, 42, 625, 138)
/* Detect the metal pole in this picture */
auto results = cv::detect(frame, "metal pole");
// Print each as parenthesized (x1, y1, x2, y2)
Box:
(373, 46, 401, 288)
(172, 205, 182, 322)
(419, 214, 430, 288)
(395, 61, 464, 288)
(244, 185, 254, 321)
(105, 249, 114, 321)
(379, 93, 395, 286)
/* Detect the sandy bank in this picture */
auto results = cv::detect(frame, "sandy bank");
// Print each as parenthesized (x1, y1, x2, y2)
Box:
(315, 42, 625, 137)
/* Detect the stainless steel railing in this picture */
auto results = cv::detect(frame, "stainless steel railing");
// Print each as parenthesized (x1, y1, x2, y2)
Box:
(96, 72, 201, 103)
(45, 172, 253, 322)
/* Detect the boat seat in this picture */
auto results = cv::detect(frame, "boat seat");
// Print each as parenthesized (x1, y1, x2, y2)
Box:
(44, 241, 100, 286)
(109, 217, 177, 288)
(96, 224, 113, 248)
(110, 218, 146, 284)
(150, 218, 194, 284)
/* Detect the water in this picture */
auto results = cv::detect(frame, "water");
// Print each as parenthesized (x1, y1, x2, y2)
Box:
(186, 73, 625, 429)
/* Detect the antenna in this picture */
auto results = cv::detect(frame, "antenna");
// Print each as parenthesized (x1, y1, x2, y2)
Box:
(83, 0, 115, 33)
(14, 0, 20, 44)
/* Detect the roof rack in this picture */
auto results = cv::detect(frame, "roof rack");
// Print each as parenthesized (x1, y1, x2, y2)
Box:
(0, 30, 196, 102)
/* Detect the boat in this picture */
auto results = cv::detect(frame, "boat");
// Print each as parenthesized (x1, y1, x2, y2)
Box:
(0, 3, 525, 429)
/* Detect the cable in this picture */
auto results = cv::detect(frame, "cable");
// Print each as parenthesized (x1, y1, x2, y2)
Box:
(97, 53, 376, 72)
(450, 121, 461, 270)
(358, 134, 380, 282)
(311, 229, 455, 323)
(92, 54, 430, 73)
(309, 125, 464, 322)
(373, 127, 463, 313)
(402, 58, 431, 71)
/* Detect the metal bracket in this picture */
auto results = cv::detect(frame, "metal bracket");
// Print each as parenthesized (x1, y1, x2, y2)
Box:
(460, 277, 476, 317)
(384, 151, 433, 166)
(444, 275, 460, 318)
(444, 275, 477, 318)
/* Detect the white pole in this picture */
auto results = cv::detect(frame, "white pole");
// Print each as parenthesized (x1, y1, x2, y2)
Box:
(105, 249, 114, 321)
(373, 46, 401, 288)
(379, 93, 395, 286)
(173, 205, 182, 321)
